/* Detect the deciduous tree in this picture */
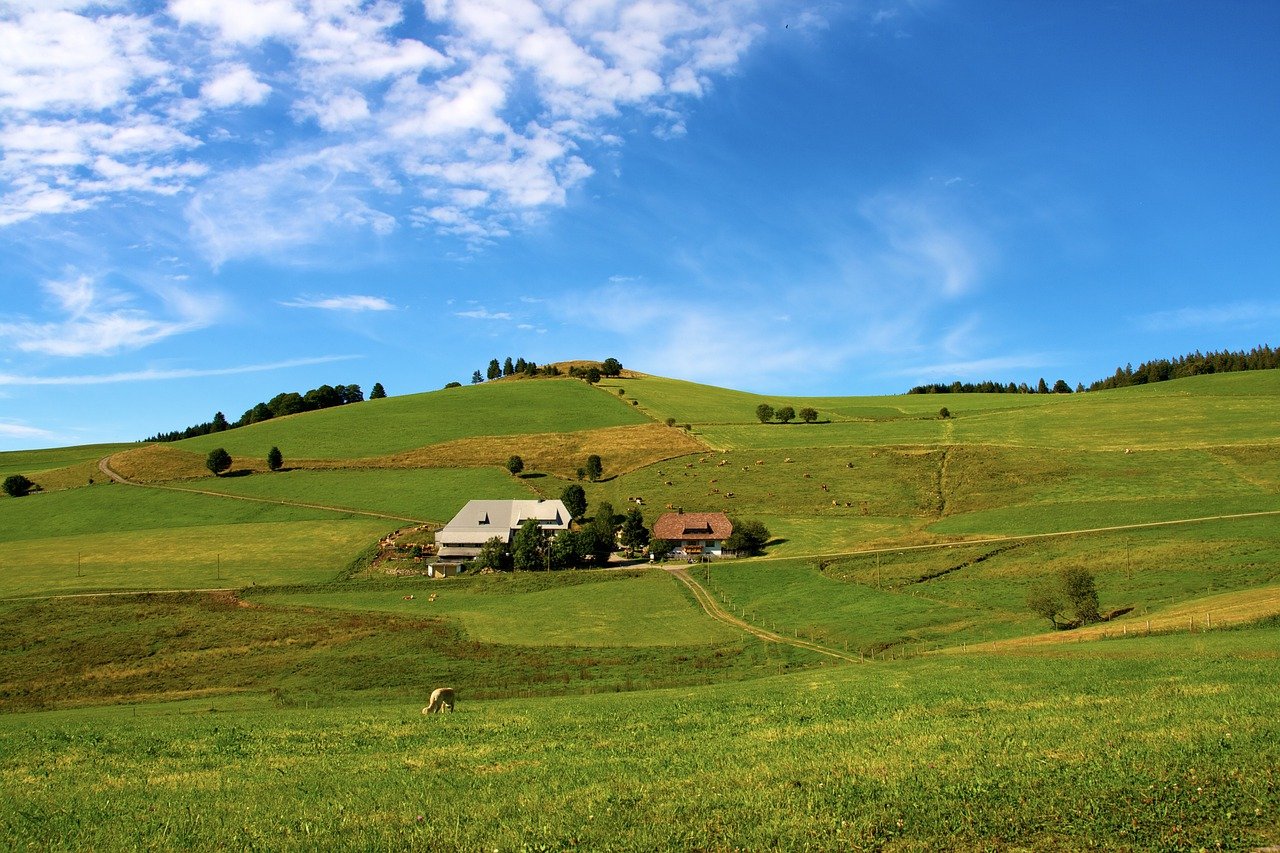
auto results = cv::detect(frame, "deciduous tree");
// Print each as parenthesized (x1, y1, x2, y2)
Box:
(511, 518, 544, 570)
(561, 484, 587, 519)
(585, 454, 603, 482)
(755, 404, 774, 423)
(798, 407, 818, 423)
(620, 507, 649, 550)
(506, 455, 524, 475)
(775, 406, 795, 424)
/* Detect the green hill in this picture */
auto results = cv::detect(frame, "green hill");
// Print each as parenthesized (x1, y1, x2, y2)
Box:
(1, 368, 1277, 849)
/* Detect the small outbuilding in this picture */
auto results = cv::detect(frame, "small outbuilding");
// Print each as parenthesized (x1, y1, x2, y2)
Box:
(653, 510, 733, 558)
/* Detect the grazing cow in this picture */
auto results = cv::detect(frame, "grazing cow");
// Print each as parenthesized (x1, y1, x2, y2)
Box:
(422, 687, 455, 714)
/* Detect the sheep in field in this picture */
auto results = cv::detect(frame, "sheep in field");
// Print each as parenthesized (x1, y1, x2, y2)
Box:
(422, 687, 456, 714)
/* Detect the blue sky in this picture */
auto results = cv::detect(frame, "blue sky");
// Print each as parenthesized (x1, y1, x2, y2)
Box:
(2, 0, 1277, 450)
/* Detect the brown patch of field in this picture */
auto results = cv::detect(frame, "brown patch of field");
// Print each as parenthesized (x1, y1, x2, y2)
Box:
(108, 444, 264, 483)
(29, 460, 105, 492)
(300, 423, 708, 478)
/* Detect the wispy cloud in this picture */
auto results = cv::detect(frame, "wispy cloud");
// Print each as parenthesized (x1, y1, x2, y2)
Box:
(0, 420, 56, 440)
(1141, 301, 1280, 332)
(279, 295, 397, 312)
(0, 355, 359, 387)
(0, 273, 220, 357)
(454, 307, 513, 321)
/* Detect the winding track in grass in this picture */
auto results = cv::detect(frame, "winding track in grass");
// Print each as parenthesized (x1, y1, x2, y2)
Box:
(98, 455, 429, 524)
(667, 566, 862, 663)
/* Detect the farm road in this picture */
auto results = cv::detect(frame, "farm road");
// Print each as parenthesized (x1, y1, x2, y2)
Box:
(667, 567, 862, 664)
(98, 455, 430, 525)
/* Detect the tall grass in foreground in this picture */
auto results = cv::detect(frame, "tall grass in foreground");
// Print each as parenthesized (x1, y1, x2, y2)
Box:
(2, 628, 1276, 850)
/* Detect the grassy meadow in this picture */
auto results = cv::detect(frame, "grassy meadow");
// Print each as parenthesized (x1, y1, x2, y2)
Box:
(2, 627, 1277, 850)
(0, 368, 1277, 849)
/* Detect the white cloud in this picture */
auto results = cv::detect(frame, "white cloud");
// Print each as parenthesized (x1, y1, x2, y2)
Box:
(280, 295, 397, 311)
(859, 189, 991, 298)
(201, 65, 271, 108)
(1, 1, 766, 256)
(0, 273, 219, 357)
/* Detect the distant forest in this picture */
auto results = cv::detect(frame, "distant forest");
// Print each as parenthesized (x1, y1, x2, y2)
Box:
(144, 381, 385, 442)
(907, 345, 1277, 395)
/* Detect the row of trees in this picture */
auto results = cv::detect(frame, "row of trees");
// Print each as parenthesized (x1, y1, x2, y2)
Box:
(755, 404, 819, 424)
(1087, 345, 1277, 390)
(906, 344, 1276, 396)
(467, 357, 623, 386)
(146, 382, 386, 442)
(909, 378, 1080, 395)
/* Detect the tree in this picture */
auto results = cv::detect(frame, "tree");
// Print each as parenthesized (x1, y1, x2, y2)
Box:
(206, 448, 232, 476)
(1026, 586, 1065, 629)
(586, 502, 617, 564)
(725, 518, 770, 556)
(561, 483, 587, 519)
(1052, 379, 1072, 394)
(585, 454, 603, 482)
(648, 538, 675, 561)
(503, 357, 514, 376)
(487, 359, 501, 380)
(471, 370, 484, 385)
(1061, 566, 1100, 624)
(471, 536, 509, 572)
(506, 455, 525, 476)
(620, 506, 649, 550)
(3, 474, 35, 497)
(775, 406, 796, 424)
(601, 357, 622, 376)
(549, 529, 585, 569)
(511, 518, 544, 570)
(939, 407, 951, 419)
(267, 446, 283, 472)
(665, 417, 676, 427)
(798, 407, 819, 424)
(369, 382, 387, 399)
(444, 381, 462, 389)
(584, 366, 601, 384)
(1037, 377, 1050, 394)
(755, 403, 775, 423)
(211, 411, 229, 432)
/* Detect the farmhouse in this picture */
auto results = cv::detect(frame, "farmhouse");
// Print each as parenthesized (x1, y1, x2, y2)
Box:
(653, 511, 733, 559)
(435, 499, 571, 563)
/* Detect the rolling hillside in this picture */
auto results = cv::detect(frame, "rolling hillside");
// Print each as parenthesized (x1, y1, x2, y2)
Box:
(1, 368, 1277, 849)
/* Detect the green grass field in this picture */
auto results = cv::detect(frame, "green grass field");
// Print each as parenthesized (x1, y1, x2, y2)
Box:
(253, 569, 742, 647)
(1, 368, 1277, 849)
(2, 626, 1276, 850)
(175, 378, 650, 460)
(183, 467, 536, 522)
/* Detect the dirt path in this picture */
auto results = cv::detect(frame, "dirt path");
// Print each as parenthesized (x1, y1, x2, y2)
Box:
(98, 455, 429, 525)
(666, 566, 861, 664)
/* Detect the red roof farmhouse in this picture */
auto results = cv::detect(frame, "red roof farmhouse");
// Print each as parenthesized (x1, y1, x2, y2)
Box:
(653, 511, 733, 558)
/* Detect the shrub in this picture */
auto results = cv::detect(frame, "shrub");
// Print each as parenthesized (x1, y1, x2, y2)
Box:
(3, 474, 35, 497)
(939, 407, 951, 419)
(665, 417, 676, 427)
(506, 455, 525, 476)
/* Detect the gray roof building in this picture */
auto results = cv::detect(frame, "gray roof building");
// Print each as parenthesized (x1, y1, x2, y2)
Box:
(435, 499, 571, 562)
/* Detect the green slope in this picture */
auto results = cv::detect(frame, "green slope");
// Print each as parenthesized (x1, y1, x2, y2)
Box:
(174, 378, 650, 459)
